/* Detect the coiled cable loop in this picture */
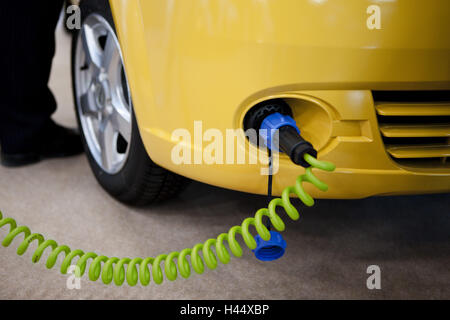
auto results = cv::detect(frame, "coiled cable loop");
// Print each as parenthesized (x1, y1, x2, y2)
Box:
(0, 154, 335, 286)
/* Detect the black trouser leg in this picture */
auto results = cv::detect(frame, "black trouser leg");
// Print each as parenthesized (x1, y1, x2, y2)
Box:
(0, 1, 64, 154)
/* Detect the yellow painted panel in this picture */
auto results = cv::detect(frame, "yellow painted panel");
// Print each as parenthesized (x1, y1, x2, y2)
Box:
(376, 103, 450, 116)
(109, 0, 450, 198)
(387, 145, 450, 158)
(380, 124, 450, 137)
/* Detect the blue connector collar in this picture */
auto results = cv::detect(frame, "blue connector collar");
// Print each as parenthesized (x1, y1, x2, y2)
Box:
(252, 231, 287, 261)
(259, 113, 300, 151)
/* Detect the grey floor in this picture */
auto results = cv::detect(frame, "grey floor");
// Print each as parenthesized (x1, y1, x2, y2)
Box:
(0, 25, 449, 300)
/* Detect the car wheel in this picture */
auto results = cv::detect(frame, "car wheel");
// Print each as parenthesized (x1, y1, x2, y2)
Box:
(71, 0, 189, 205)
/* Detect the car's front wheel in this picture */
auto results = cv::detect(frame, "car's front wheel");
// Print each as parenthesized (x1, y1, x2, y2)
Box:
(71, 0, 188, 205)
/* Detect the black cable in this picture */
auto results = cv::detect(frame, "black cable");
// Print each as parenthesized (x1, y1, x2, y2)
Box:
(266, 148, 273, 231)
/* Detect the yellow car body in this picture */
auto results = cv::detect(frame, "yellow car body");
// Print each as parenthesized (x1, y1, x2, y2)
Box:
(108, 0, 450, 199)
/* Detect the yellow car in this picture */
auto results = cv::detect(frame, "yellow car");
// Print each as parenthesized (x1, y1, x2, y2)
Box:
(72, 0, 450, 205)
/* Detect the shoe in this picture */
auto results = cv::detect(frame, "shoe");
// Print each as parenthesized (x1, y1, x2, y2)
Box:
(1, 121, 84, 167)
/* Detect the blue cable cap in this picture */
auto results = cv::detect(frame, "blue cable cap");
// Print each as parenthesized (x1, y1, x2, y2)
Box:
(252, 231, 287, 261)
(259, 113, 300, 151)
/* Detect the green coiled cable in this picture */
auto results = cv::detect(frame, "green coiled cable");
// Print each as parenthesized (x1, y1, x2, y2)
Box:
(0, 153, 335, 286)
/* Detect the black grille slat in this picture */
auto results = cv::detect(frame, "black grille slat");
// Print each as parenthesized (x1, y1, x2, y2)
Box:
(373, 90, 450, 103)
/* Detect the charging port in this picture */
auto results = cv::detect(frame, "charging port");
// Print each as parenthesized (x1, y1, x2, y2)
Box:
(244, 99, 318, 168)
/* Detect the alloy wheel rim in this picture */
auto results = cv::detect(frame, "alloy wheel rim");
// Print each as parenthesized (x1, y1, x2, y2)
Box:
(75, 14, 132, 174)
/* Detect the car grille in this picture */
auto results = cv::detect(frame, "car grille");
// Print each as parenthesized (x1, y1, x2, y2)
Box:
(373, 91, 450, 169)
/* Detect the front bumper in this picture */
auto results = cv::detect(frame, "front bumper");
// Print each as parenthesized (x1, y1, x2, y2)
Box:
(138, 89, 450, 199)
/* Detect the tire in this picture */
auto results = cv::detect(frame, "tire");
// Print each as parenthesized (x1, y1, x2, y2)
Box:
(71, 0, 189, 206)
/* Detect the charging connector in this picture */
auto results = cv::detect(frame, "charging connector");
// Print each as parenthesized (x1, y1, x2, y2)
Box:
(260, 112, 317, 168)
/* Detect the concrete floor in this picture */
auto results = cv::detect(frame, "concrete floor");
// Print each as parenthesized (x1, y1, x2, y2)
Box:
(0, 25, 449, 300)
